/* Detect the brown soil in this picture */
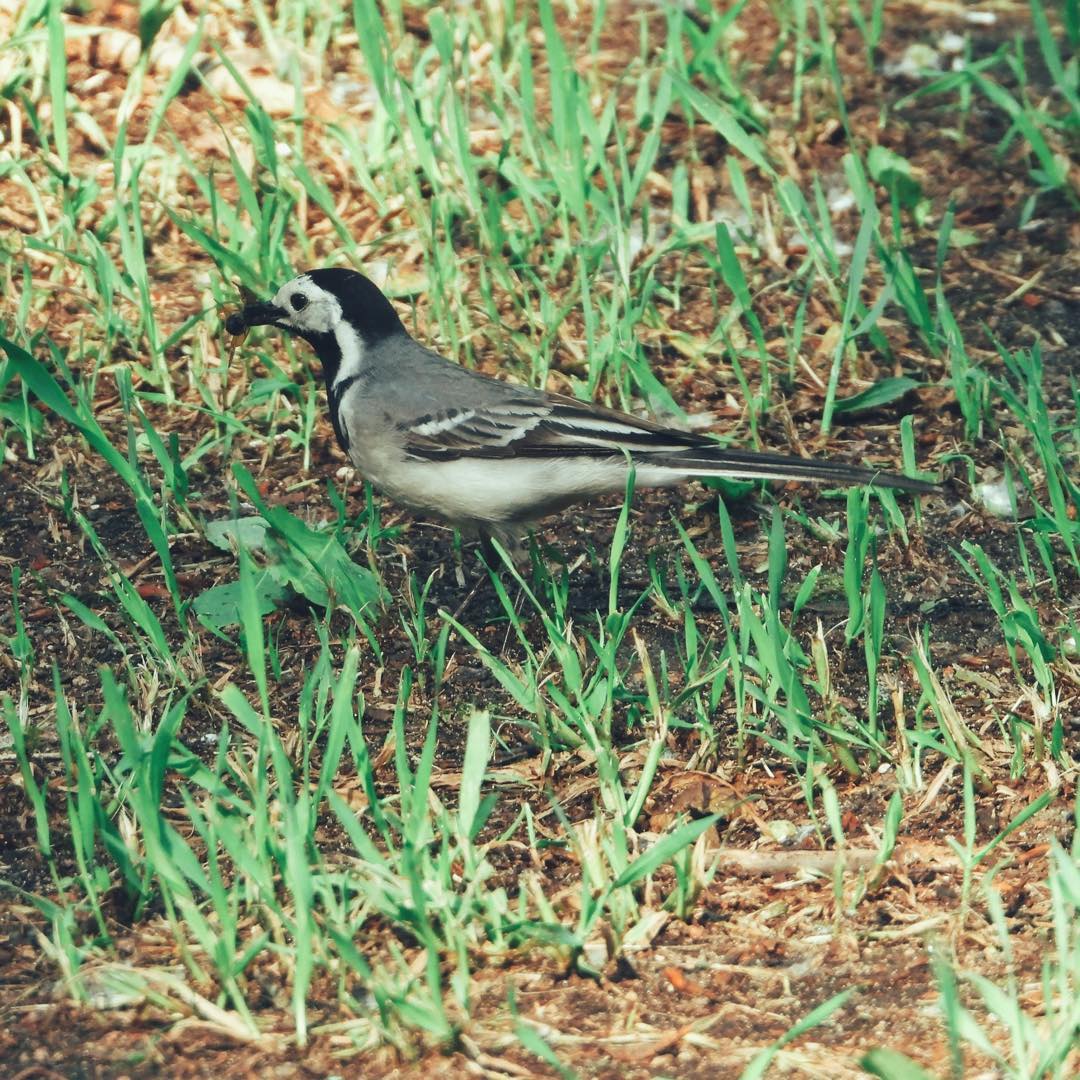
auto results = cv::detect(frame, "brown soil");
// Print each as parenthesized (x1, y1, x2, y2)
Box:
(1, 0, 1078, 1077)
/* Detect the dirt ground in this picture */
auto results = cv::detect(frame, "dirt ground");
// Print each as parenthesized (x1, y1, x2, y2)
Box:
(1, 0, 1079, 1077)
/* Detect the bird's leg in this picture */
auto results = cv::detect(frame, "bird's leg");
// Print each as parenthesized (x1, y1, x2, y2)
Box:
(478, 532, 501, 570)
(447, 531, 511, 622)
(453, 533, 467, 588)
(477, 528, 531, 573)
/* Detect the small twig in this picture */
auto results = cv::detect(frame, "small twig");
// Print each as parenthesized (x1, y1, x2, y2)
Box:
(706, 842, 967, 875)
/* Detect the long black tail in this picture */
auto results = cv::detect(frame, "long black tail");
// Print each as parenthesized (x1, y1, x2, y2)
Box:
(657, 446, 938, 494)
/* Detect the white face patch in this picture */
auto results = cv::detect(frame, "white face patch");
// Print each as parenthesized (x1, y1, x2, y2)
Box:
(272, 274, 342, 336)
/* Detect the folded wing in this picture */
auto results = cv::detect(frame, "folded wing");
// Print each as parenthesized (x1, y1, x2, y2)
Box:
(398, 391, 936, 493)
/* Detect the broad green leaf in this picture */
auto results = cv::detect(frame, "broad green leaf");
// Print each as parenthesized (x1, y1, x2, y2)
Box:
(204, 517, 270, 553)
(193, 571, 287, 628)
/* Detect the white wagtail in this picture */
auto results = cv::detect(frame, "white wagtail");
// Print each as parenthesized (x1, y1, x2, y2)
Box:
(227, 268, 937, 556)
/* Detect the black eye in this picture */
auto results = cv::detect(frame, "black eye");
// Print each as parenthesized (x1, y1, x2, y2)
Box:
(291, 294, 308, 312)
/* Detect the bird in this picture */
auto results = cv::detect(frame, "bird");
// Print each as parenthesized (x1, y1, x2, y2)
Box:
(226, 268, 937, 559)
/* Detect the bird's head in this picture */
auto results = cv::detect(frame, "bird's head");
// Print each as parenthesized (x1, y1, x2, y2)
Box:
(228, 268, 404, 348)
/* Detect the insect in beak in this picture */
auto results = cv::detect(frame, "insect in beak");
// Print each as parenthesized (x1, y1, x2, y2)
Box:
(222, 282, 259, 361)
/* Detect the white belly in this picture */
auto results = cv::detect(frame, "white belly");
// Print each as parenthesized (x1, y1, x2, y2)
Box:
(353, 451, 681, 528)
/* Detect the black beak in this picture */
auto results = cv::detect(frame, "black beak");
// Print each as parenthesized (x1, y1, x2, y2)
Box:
(225, 300, 286, 336)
